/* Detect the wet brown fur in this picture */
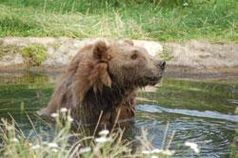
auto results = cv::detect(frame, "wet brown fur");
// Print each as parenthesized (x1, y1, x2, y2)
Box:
(39, 40, 165, 126)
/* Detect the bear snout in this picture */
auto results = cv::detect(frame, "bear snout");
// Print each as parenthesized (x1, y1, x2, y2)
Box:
(159, 61, 166, 70)
(155, 60, 166, 70)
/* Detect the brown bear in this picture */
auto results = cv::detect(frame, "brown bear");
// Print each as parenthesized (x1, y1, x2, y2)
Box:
(39, 40, 166, 127)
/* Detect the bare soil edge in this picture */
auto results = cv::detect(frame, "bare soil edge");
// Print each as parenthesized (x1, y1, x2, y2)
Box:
(0, 37, 238, 80)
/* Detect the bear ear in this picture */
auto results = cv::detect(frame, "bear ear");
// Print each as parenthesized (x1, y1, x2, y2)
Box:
(123, 40, 134, 46)
(93, 40, 111, 62)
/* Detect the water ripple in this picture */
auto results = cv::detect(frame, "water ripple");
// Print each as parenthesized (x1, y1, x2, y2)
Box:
(137, 104, 238, 123)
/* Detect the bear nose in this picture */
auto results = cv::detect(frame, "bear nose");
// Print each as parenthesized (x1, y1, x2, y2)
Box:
(159, 61, 166, 70)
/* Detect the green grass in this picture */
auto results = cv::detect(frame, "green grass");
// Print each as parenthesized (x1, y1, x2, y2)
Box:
(0, 111, 174, 158)
(21, 44, 47, 66)
(0, 0, 237, 42)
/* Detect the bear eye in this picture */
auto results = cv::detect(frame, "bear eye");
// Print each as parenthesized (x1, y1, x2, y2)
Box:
(131, 53, 138, 60)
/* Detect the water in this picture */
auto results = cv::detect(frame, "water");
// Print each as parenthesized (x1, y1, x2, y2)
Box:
(0, 72, 237, 158)
(136, 105, 236, 157)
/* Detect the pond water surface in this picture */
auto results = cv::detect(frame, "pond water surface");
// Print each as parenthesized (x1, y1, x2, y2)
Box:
(0, 72, 237, 158)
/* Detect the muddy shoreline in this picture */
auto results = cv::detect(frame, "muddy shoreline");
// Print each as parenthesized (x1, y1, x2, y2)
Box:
(1, 37, 238, 80)
(1, 65, 238, 80)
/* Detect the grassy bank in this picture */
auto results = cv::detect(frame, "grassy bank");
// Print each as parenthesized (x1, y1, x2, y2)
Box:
(0, 0, 237, 42)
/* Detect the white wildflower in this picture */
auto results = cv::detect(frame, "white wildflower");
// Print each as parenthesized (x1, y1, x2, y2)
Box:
(10, 138, 19, 143)
(60, 108, 68, 113)
(142, 149, 174, 156)
(79, 147, 92, 154)
(152, 149, 162, 153)
(67, 116, 74, 122)
(48, 142, 59, 148)
(95, 136, 112, 143)
(185, 141, 200, 153)
(42, 141, 48, 145)
(50, 113, 58, 118)
(99, 129, 109, 136)
(6, 126, 14, 130)
(183, 2, 188, 6)
(142, 150, 153, 154)
(31, 144, 41, 150)
(160, 149, 175, 156)
(51, 148, 58, 153)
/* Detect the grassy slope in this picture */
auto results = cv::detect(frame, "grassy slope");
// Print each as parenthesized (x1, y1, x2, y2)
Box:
(0, 0, 237, 42)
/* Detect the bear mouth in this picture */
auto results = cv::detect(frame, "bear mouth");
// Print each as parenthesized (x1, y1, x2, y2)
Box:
(146, 76, 162, 85)
(138, 76, 162, 86)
